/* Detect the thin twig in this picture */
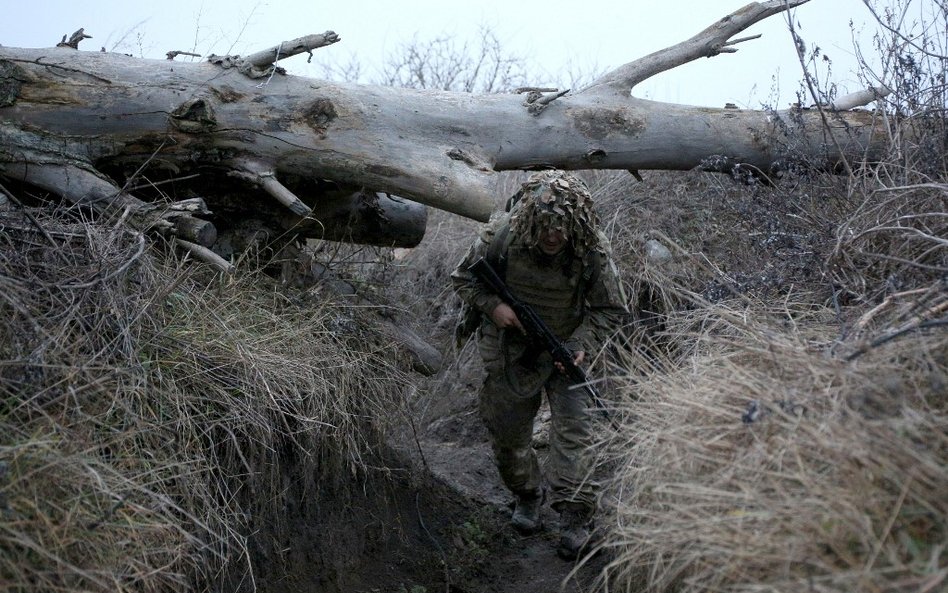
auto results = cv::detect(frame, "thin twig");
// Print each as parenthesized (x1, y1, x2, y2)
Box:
(785, 3, 854, 178)
(0, 181, 63, 256)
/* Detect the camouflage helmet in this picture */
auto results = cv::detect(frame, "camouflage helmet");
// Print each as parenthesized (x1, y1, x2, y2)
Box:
(508, 171, 600, 256)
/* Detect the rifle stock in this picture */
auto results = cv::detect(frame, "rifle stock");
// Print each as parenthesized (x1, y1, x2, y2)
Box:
(469, 257, 613, 424)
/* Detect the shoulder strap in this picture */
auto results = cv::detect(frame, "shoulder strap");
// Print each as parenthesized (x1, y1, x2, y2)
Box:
(486, 218, 514, 279)
(580, 249, 601, 292)
(586, 250, 601, 281)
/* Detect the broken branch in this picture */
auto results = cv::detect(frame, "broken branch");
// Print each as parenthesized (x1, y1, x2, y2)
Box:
(829, 85, 893, 110)
(242, 32, 341, 68)
(174, 238, 234, 273)
(57, 29, 91, 50)
(583, 0, 810, 94)
(166, 50, 201, 61)
(229, 160, 313, 217)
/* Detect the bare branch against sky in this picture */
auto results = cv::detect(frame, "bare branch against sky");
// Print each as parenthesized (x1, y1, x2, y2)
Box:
(1, 0, 918, 108)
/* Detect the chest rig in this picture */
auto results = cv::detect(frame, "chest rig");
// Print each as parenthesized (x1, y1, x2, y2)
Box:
(488, 221, 599, 340)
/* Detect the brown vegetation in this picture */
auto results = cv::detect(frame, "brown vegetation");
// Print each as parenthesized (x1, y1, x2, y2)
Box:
(1, 1, 946, 592)
(0, 207, 414, 590)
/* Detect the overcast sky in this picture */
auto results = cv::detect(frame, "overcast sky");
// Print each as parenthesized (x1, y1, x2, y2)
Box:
(0, 0, 923, 108)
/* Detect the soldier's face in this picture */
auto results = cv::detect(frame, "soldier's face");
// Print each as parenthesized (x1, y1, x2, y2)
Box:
(538, 228, 568, 255)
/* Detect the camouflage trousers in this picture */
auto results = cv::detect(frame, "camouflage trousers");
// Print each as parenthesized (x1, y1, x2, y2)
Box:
(477, 326, 599, 513)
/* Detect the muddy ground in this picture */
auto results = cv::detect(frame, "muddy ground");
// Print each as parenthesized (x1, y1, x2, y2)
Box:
(244, 338, 614, 593)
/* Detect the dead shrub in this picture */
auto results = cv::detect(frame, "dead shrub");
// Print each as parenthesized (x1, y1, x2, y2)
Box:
(0, 205, 407, 592)
(601, 297, 946, 593)
(595, 5, 947, 590)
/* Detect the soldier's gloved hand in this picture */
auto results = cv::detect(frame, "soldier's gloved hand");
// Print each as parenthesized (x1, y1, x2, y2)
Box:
(490, 303, 525, 334)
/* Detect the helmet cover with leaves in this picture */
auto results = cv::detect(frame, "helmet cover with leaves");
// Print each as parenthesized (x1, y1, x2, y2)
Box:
(508, 171, 600, 256)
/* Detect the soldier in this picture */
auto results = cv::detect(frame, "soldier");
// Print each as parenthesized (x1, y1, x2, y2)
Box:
(450, 170, 628, 560)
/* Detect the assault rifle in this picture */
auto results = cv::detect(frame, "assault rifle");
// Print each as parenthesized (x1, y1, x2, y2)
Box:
(469, 257, 614, 424)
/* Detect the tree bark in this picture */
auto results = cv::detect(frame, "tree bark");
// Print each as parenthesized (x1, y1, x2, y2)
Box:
(0, 0, 890, 249)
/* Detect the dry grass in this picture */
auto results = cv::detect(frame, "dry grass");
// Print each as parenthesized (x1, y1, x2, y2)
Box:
(592, 107, 947, 593)
(568, 31, 948, 586)
(600, 288, 946, 592)
(3, 5, 947, 592)
(0, 205, 408, 592)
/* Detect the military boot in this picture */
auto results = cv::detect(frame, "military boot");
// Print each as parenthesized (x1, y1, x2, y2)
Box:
(556, 506, 595, 560)
(510, 488, 544, 535)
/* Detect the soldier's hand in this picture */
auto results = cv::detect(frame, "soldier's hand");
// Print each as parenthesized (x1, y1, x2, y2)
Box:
(490, 303, 525, 333)
(555, 350, 585, 374)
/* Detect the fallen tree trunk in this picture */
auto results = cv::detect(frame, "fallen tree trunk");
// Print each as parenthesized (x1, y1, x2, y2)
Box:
(0, 0, 890, 256)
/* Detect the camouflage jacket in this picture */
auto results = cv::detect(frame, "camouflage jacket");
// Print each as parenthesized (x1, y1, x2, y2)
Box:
(450, 213, 628, 355)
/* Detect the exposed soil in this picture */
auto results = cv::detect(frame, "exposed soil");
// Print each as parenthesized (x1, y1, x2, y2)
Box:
(242, 339, 612, 593)
(407, 344, 613, 593)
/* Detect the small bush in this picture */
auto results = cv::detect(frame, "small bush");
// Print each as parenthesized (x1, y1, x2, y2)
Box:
(603, 296, 946, 592)
(0, 207, 407, 592)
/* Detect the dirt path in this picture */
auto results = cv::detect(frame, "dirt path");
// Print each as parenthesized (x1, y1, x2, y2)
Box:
(418, 433, 610, 593)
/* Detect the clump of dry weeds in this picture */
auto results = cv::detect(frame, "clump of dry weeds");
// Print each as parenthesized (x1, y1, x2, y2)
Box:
(584, 12, 948, 584)
(0, 204, 408, 592)
(601, 285, 945, 592)
(595, 39, 947, 591)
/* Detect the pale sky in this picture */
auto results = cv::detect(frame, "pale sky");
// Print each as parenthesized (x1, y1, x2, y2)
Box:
(0, 0, 927, 108)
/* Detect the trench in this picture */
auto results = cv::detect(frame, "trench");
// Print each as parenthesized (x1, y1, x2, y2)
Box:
(232, 359, 612, 593)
